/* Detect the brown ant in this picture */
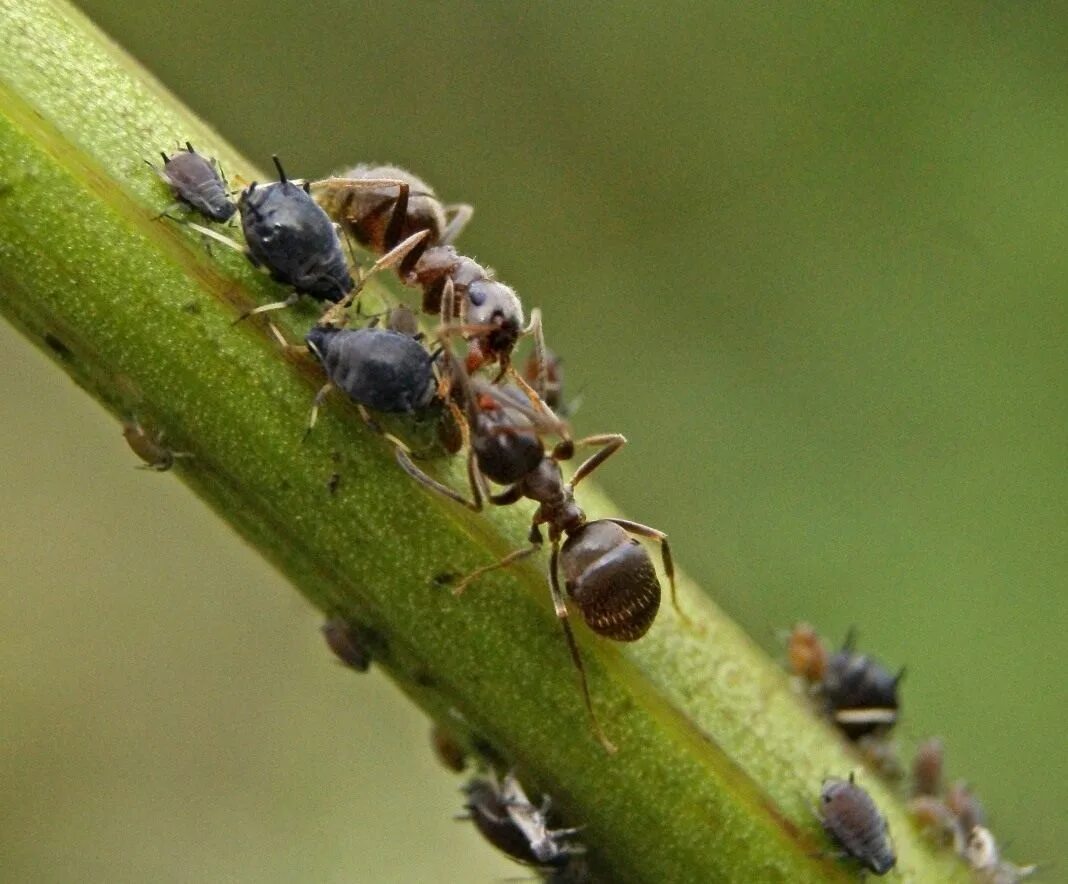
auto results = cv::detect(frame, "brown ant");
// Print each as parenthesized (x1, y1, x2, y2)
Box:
(313, 168, 551, 406)
(395, 359, 684, 753)
(311, 164, 472, 275)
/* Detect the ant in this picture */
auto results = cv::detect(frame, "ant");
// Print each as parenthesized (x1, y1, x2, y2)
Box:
(311, 164, 472, 275)
(396, 358, 685, 753)
(312, 168, 551, 406)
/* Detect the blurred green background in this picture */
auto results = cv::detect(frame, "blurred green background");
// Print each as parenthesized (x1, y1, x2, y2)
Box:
(2, 2, 1065, 880)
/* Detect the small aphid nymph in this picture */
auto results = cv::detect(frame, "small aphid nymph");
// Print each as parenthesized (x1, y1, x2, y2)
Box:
(121, 419, 189, 471)
(787, 621, 828, 685)
(321, 617, 372, 672)
(818, 772, 896, 876)
(911, 736, 945, 798)
(150, 142, 235, 222)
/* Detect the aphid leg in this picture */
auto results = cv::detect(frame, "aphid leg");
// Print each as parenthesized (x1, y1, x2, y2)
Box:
(548, 539, 617, 755)
(303, 382, 335, 439)
(233, 293, 300, 325)
(441, 203, 474, 246)
(183, 221, 246, 255)
(560, 433, 627, 482)
(452, 522, 542, 597)
(606, 517, 691, 627)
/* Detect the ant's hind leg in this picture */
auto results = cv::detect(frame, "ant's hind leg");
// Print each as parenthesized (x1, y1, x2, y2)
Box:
(606, 518, 691, 628)
(548, 541, 617, 754)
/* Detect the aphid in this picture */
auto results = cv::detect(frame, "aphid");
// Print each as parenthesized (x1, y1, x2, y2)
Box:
(786, 621, 828, 685)
(148, 142, 235, 222)
(911, 737, 945, 798)
(818, 773, 896, 876)
(944, 780, 985, 835)
(461, 773, 585, 874)
(524, 347, 571, 415)
(908, 795, 960, 850)
(821, 630, 903, 739)
(398, 365, 683, 752)
(311, 164, 472, 274)
(430, 723, 468, 773)
(965, 826, 1037, 883)
(320, 617, 371, 671)
(238, 156, 354, 305)
(121, 419, 190, 471)
(856, 734, 903, 782)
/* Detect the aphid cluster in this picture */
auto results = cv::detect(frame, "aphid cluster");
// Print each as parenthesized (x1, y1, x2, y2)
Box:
(906, 738, 1035, 881)
(784, 623, 1037, 880)
(147, 148, 686, 755)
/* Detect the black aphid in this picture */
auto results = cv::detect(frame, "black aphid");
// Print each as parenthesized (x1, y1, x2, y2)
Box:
(821, 629, 903, 739)
(305, 325, 437, 417)
(462, 773, 585, 874)
(320, 618, 371, 672)
(150, 142, 235, 222)
(819, 773, 896, 876)
(239, 156, 354, 303)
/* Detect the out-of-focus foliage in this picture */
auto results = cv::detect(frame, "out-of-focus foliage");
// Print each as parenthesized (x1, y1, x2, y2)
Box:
(1, 2, 1064, 880)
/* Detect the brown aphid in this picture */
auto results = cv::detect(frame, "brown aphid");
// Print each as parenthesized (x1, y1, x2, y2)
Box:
(787, 621, 828, 684)
(911, 737, 945, 798)
(945, 780, 985, 835)
(819, 773, 896, 876)
(965, 826, 1038, 883)
(430, 723, 468, 773)
(320, 617, 372, 672)
(397, 363, 684, 752)
(908, 796, 960, 849)
(121, 419, 189, 471)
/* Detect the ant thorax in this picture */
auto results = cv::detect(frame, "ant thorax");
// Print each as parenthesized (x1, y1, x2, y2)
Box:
(524, 459, 584, 533)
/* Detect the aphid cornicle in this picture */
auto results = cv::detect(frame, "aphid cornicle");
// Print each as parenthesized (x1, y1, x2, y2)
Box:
(397, 362, 683, 752)
(311, 164, 472, 275)
(320, 618, 372, 672)
(461, 773, 585, 874)
(238, 156, 354, 304)
(818, 773, 896, 876)
(821, 629, 903, 739)
(149, 142, 235, 223)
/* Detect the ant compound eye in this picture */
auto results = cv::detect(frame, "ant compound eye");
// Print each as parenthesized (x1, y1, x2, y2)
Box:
(468, 286, 486, 307)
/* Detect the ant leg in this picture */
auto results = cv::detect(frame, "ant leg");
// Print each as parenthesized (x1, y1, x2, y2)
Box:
(548, 539, 617, 754)
(605, 518, 690, 627)
(561, 434, 627, 483)
(383, 181, 410, 250)
(452, 523, 542, 597)
(441, 203, 474, 245)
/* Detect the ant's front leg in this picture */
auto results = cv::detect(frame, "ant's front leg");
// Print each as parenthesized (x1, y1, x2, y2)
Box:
(451, 521, 543, 597)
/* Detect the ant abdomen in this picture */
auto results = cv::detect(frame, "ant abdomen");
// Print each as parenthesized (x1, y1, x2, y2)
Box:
(561, 521, 661, 641)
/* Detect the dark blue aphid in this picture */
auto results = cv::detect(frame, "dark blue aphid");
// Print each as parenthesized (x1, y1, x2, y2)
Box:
(152, 142, 236, 223)
(306, 325, 436, 414)
(819, 773, 896, 876)
(239, 156, 353, 302)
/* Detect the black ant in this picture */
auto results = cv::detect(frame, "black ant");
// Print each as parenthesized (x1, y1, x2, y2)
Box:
(396, 360, 684, 753)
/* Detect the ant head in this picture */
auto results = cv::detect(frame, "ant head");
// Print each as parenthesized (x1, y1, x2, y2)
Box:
(466, 280, 523, 355)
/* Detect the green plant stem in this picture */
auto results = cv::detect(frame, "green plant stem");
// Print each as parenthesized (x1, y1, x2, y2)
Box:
(0, 1, 967, 880)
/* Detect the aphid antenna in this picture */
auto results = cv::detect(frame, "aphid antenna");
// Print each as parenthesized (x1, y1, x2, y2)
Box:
(271, 154, 288, 183)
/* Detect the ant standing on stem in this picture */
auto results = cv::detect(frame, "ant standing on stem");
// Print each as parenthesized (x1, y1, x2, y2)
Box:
(397, 352, 686, 753)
